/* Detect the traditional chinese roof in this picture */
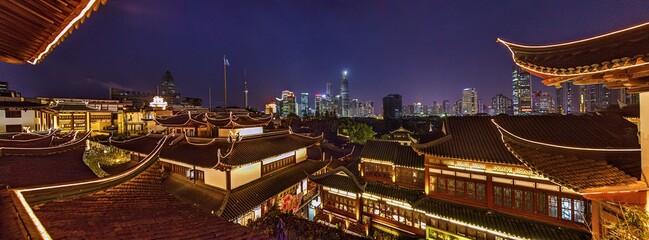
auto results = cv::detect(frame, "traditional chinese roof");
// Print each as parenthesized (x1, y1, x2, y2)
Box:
(493, 114, 639, 149)
(413, 197, 590, 240)
(361, 140, 424, 168)
(220, 159, 328, 220)
(412, 117, 520, 165)
(206, 112, 271, 128)
(492, 115, 641, 191)
(153, 111, 207, 127)
(0, 133, 54, 148)
(153, 111, 271, 128)
(48, 102, 100, 112)
(111, 131, 322, 168)
(497, 22, 649, 92)
(0, 132, 97, 188)
(0, 101, 48, 109)
(365, 181, 424, 204)
(309, 166, 366, 193)
(10, 136, 269, 239)
(0, 0, 107, 64)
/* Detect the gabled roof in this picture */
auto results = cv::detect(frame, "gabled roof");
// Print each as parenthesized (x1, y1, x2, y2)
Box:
(221, 159, 327, 220)
(497, 21, 649, 92)
(0, 0, 107, 64)
(9, 136, 270, 239)
(309, 166, 366, 193)
(492, 115, 641, 191)
(412, 117, 520, 165)
(414, 197, 590, 240)
(110, 131, 322, 168)
(361, 140, 424, 168)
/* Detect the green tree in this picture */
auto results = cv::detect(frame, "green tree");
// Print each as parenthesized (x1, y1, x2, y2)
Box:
(603, 206, 649, 240)
(339, 122, 376, 144)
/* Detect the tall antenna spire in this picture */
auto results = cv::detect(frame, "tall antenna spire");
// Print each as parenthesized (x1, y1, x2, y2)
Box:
(243, 68, 249, 108)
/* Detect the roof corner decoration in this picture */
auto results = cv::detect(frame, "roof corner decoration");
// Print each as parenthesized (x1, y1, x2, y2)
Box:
(497, 21, 649, 92)
(0, 0, 108, 65)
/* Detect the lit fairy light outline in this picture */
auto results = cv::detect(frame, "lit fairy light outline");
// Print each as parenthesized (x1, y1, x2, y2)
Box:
(28, 0, 100, 65)
(491, 119, 640, 152)
(13, 136, 167, 239)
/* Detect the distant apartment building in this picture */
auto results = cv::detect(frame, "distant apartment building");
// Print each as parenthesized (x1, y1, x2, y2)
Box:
(461, 88, 478, 115)
(491, 94, 513, 115)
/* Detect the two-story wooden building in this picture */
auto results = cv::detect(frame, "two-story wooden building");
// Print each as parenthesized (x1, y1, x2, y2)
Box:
(311, 115, 639, 239)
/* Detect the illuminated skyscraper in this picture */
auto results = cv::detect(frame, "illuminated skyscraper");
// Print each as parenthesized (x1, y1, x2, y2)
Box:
(461, 88, 478, 115)
(532, 90, 554, 114)
(512, 66, 532, 115)
(300, 93, 309, 117)
(340, 71, 350, 117)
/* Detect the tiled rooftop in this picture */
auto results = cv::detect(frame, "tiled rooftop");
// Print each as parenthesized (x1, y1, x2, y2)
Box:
(361, 140, 424, 168)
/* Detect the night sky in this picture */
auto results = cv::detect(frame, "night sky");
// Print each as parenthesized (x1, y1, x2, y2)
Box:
(2, 0, 649, 110)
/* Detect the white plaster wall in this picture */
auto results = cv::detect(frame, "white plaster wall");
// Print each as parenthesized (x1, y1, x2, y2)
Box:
(0, 110, 36, 132)
(218, 127, 263, 138)
(295, 148, 307, 163)
(231, 162, 261, 189)
(204, 169, 227, 189)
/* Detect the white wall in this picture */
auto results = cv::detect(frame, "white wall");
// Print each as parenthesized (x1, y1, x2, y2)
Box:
(204, 168, 227, 189)
(0, 110, 36, 132)
(295, 148, 307, 163)
(231, 162, 261, 189)
(218, 127, 263, 138)
(161, 158, 227, 189)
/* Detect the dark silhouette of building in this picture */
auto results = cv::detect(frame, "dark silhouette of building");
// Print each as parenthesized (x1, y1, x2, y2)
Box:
(383, 94, 402, 119)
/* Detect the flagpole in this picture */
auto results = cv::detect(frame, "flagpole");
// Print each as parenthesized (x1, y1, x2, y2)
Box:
(223, 55, 227, 108)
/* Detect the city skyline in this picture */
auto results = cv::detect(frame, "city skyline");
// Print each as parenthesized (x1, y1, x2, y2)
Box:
(1, 1, 648, 110)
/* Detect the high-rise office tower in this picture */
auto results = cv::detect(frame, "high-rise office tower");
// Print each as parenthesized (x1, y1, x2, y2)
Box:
(382, 94, 402, 119)
(326, 82, 332, 97)
(160, 70, 181, 105)
(277, 90, 297, 117)
(300, 93, 309, 117)
(461, 88, 478, 115)
(555, 81, 575, 114)
(314, 94, 322, 117)
(512, 66, 532, 115)
(340, 71, 350, 117)
(442, 100, 451, 115)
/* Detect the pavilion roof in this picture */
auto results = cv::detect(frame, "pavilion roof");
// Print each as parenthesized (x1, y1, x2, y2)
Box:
(110, 131, 322, 168)
(7, 136, 270, 239)
(361, 140, 424, 168)
(492, 115, 641, 191)
(0, 101, 48, 109)
(0, 0, 107, 64)
(497, 22, 649, 92)
(309, 166, 366, 194)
